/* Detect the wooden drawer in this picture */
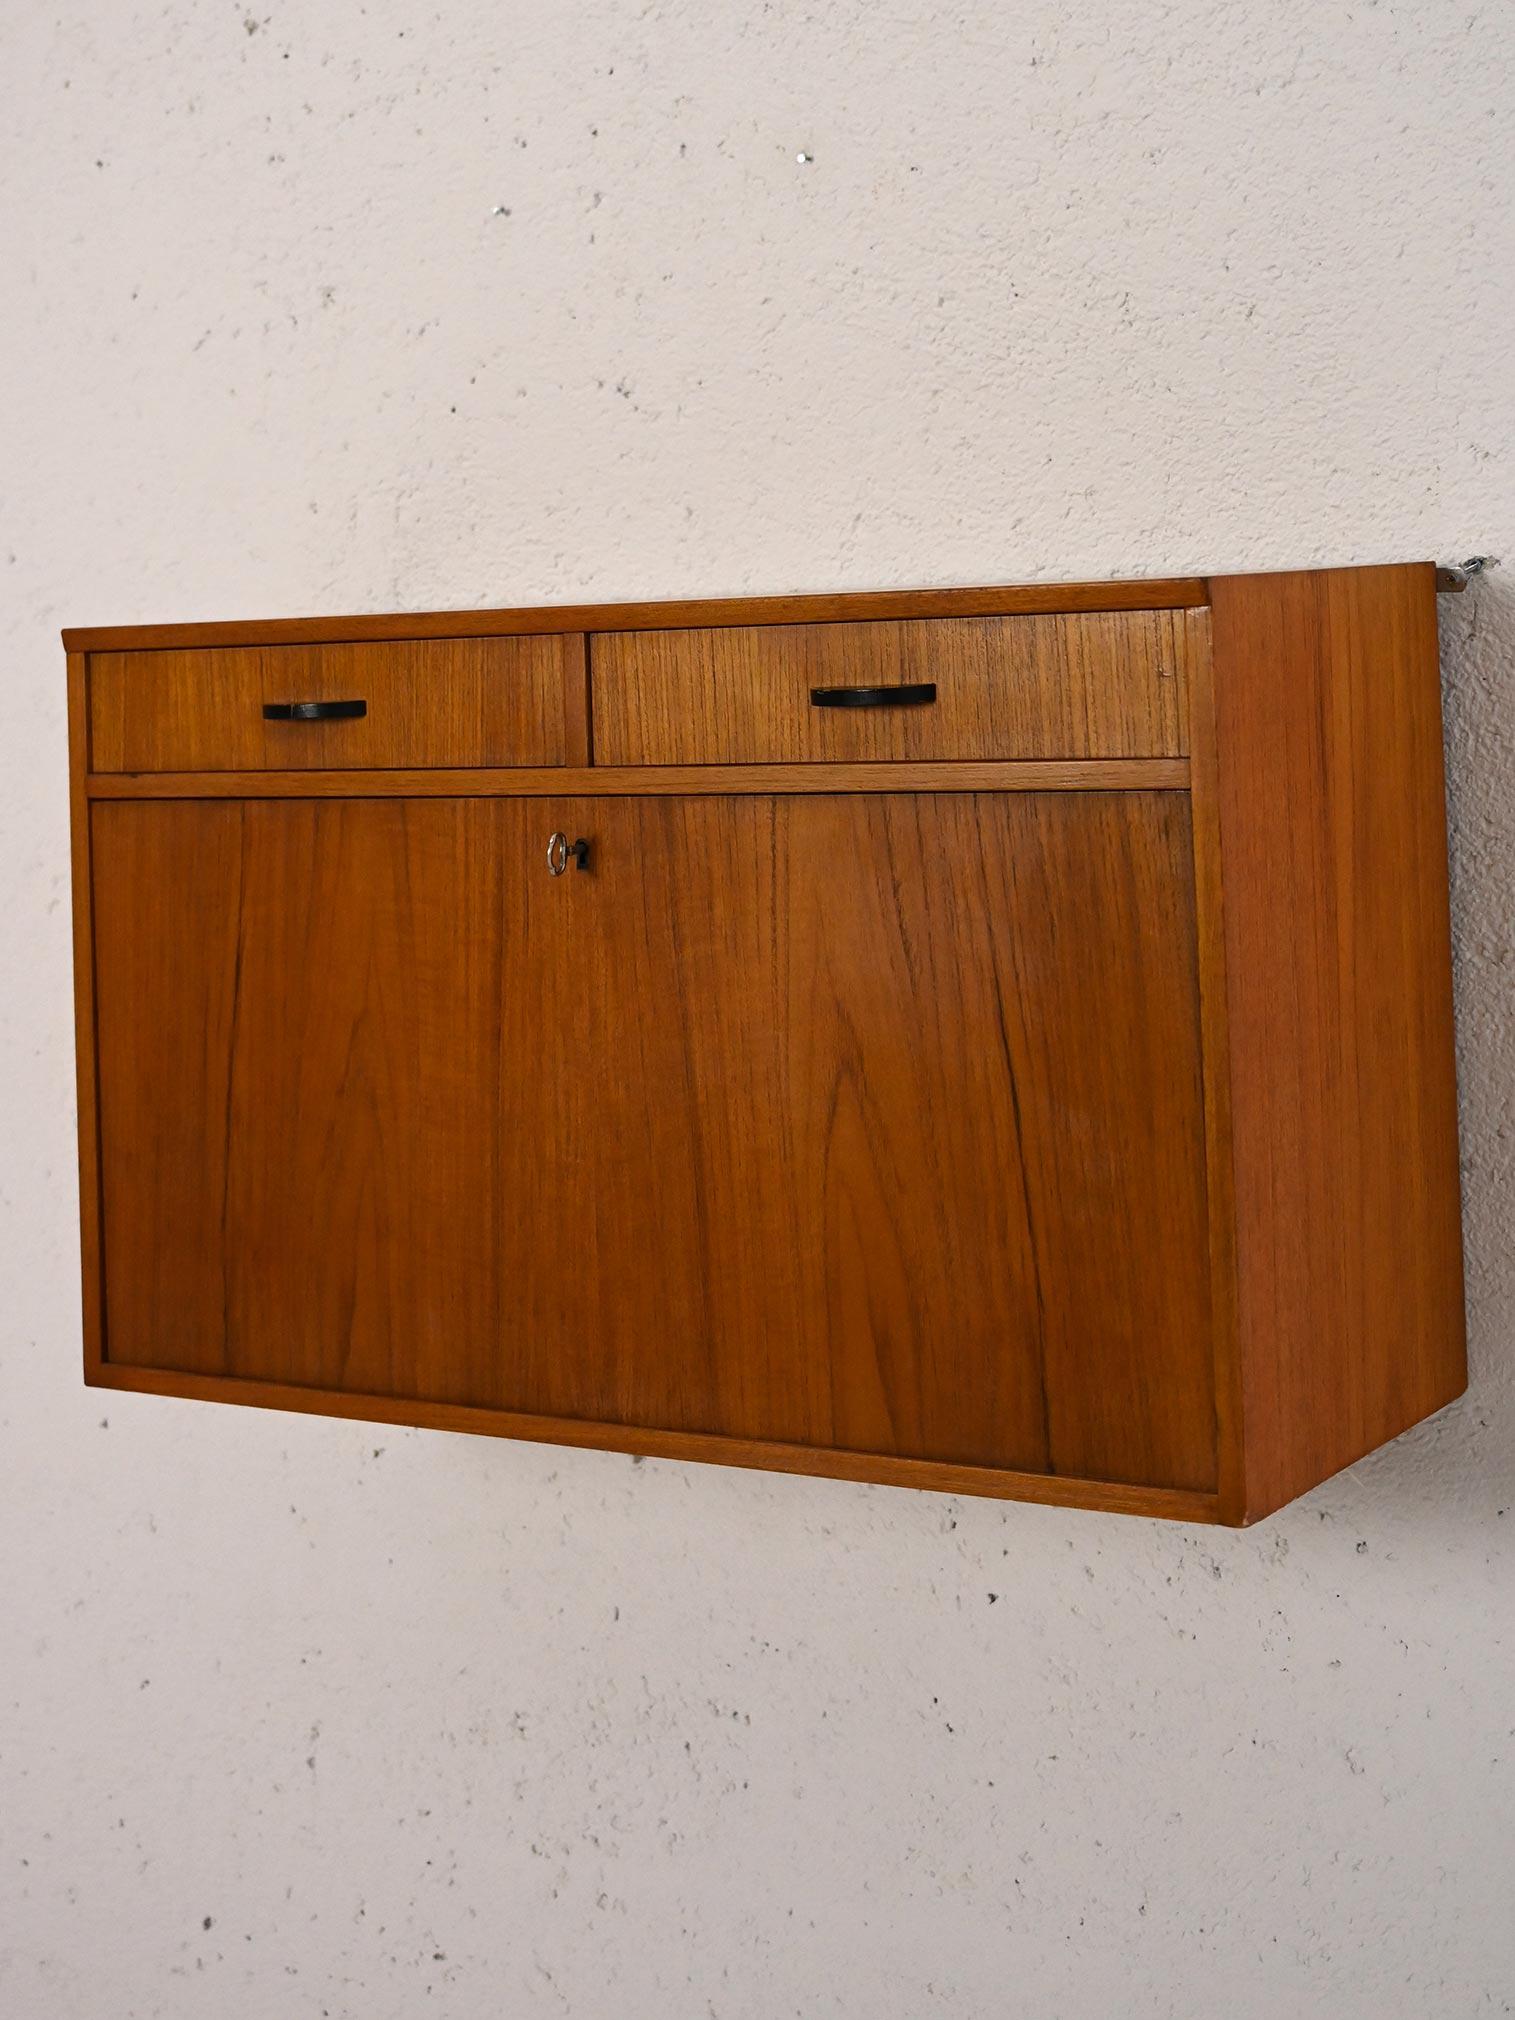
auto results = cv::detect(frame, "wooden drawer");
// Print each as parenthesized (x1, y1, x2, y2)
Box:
(88, 634, 585, 772)
(592, 611, 1195, 765)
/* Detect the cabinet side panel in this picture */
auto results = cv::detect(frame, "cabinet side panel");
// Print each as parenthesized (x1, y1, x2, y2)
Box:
(1208, 564, 1467, 1518)
(1184, 610, 1248, 1521)
(68, 652, 106, 1378)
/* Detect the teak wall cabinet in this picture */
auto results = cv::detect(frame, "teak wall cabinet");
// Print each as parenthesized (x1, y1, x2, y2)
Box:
(64, 565, 1467, 1524)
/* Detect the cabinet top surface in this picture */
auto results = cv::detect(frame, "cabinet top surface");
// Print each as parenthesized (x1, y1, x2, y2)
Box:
(60, 561, 1433, 656)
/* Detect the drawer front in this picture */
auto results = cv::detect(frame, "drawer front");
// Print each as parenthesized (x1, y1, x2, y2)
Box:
(592, 611, 1194, 765)
(88, 633, 585, 772)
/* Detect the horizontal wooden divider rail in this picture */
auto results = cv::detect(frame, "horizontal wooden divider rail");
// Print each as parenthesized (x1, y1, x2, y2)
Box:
(65, 565, 1466, 1523)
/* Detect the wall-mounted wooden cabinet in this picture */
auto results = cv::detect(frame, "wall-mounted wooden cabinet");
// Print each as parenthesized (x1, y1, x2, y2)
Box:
(64, 565, 1466, 1523)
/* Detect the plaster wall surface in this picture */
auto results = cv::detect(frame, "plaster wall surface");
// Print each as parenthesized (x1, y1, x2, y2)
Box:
(2, 4, 1512, 2014)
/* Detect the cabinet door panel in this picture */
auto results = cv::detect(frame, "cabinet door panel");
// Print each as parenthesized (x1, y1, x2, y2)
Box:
(93, 791, 1215, 1491)
(93, 800, 532, 1403)
(513, 793, 1215, 1488)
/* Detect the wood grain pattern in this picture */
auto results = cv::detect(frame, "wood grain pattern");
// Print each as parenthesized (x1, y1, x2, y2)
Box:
(93, 800, 516, 1401)
(1183, 606, 1248, 1522)
(63, 577, 1209, 654)
(593, 613, 1194, 765)
(562, 636, 593, 767)
(88, 1363, 1223, 1522)
(89, 633, 583, 772)
(67, 562, 1469, 1521)
(90, 792, 1215, 1492)
(1205, 563, 1467, 1519)
(86, 758, 1191, 800)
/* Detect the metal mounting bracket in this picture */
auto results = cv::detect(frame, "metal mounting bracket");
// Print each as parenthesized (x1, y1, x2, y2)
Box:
(1436, 555, 1499, 593)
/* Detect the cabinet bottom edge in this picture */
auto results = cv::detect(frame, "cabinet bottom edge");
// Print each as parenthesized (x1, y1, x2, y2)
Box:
(87, 1363, 1223, 1522)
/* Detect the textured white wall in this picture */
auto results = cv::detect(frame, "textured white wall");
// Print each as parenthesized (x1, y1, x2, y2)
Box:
(2, 3, 1512, 2014)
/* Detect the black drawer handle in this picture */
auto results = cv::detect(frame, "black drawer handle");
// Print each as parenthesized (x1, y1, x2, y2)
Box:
(262, 699, 368, 722)
(810, 683, 937, 710)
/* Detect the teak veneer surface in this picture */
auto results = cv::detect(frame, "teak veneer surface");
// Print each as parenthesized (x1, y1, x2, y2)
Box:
(1205, 564, 1466, 1519)
(65, 565, 1468, 1520)
(63, 576, 1208, 654)
(89, 1363, 1222, 1521)
(91, 791, 1215, 1491)
(89, 634, 585, 772)
(593, 612, 1193, 765)
(86, 759, 1191, 799)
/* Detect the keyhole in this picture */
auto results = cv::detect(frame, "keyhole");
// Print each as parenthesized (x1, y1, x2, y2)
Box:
(546, 832, 591, 875)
